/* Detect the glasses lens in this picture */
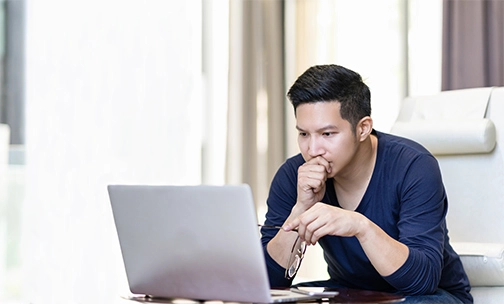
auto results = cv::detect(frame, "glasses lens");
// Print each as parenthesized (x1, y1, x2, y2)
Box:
(285, 237, 307, 279)
(287, 256, 301, 278)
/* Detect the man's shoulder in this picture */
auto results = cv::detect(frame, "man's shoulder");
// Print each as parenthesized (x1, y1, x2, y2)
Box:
(269, 154, 304, 193)
(273, 153, 304, 180)
(285, 153, 305, 165)
(375, 131, 441, 181)
(376, 130, 432, 157)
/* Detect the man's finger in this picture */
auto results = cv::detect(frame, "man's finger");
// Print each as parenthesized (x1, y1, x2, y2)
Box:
(283, 218, 300, 232)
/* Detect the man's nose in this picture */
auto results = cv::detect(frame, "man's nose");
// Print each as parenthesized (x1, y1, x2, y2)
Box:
(308, 137, 324, 157)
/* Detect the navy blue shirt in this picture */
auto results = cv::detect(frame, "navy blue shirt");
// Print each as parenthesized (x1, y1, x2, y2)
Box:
(261, 131, 472, 303)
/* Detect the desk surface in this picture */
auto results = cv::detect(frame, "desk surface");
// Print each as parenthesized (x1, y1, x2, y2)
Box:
(123, 287, 405, 303)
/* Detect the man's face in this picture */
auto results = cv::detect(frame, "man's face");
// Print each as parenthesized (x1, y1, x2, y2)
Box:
(296, 101, 359, 178)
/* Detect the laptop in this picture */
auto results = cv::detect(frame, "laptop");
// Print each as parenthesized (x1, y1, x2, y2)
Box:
(108, 184, 334, 303)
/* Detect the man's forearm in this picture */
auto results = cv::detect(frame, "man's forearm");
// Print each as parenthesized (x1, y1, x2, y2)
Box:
(356, 215, 409, 276)
(266, 204, 309, 268)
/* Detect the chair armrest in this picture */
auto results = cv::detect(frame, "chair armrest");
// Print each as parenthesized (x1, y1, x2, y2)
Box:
(451, 242, 504, 287)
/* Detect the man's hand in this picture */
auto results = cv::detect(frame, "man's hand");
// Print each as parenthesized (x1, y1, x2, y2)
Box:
(283, 203, 409, 276)
(283, 203, 364, 245)
(296, 156, 331, 211)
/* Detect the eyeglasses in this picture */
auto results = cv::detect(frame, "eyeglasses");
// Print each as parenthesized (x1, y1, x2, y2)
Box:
(258, 224, 306, 279)
(285, 235, 306, 279)
(257, 224, 298, 232)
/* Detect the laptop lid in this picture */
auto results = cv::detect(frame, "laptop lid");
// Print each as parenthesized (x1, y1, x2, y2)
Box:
(108, 184, 322, 303)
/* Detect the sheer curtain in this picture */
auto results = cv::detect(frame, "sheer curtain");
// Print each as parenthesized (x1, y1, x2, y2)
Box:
(227, 0, 286, 214)
(20, 1, 204, 303)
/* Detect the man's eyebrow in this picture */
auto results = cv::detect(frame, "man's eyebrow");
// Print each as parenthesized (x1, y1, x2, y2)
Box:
(296, 125, 338, 132)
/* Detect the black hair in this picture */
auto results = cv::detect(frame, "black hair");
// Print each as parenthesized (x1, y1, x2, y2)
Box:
(287, 64, 371, 131)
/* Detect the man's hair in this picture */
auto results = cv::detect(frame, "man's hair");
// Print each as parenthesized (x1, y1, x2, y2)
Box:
(287, 64, 371, 130)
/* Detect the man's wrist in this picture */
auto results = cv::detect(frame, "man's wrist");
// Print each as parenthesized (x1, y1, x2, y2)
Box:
(292, 201, 311, 215)
(354, 213, 373, 241)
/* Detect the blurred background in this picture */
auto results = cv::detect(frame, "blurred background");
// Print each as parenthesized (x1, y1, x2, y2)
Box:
(0, 0, 502, 303)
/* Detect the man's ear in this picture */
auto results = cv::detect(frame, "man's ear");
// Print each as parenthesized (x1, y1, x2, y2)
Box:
(356, 116, 373, 142)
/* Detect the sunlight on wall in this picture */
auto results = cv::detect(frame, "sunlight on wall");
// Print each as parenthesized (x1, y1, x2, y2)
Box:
(19, 0, 202, 303)
(201, 0, 229, 185)
(285, 0, 442, 155)
(408, 0, 443, 96)
(329, 0, 406, 133)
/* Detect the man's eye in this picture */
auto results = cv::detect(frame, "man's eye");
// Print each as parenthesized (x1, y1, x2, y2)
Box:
(322, 132, 333, 136)
(299, 132, 307, 137)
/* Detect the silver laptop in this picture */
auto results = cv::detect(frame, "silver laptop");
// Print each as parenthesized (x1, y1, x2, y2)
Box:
(108, 184, 330, 303)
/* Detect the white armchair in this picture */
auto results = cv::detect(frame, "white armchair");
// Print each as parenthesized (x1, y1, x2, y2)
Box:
(391, 87, 504, 303)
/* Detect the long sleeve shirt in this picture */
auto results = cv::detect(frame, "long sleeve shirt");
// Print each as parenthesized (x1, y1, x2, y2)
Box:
(261, 130, 472, 303)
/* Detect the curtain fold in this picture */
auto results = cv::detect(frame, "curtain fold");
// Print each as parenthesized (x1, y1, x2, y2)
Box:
(227, 0, 286, 208)
(442, 0, 504, 90)
(1, 0, 25, 145)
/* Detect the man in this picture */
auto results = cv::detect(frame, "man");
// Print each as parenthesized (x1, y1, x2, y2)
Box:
(260, 64, 472, 303)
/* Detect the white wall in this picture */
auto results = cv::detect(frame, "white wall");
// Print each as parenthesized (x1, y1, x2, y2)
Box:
(20, 0, 202, 302)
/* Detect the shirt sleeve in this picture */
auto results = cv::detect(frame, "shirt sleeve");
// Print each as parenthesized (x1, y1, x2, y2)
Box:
(383, 153, 447, 295)
(263, 246, 292, 288)
(260, 155, 302, 287)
